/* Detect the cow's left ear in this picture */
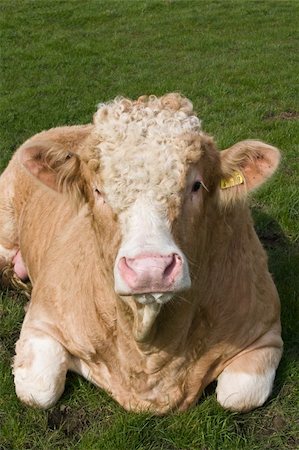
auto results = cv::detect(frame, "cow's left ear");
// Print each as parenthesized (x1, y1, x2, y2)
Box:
(19, 140, 92, 205)
(220, 140, 281, 193)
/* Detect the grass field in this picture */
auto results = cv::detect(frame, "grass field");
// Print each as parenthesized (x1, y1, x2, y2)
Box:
(0, 0, 298, 449)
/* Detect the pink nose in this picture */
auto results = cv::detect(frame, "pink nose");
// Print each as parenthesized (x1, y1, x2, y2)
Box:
(118, 253, 182, 293)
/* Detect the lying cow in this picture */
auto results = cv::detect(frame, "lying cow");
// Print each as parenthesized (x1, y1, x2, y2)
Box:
(0, 93, 283, 414)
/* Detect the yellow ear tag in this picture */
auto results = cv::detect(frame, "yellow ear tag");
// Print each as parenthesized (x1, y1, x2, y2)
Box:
(220, 171, 244, 189)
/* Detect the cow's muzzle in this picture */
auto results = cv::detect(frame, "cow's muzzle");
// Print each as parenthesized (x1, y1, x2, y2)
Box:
(116, 253, 187, 297)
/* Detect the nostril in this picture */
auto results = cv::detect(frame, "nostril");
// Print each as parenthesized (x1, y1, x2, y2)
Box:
(164, 254, 181, 278)
(118, 257, 137, 278)
(122, 257, 133, 271)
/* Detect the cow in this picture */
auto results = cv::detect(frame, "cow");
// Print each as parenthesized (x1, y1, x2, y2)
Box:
(0, 93, 283, 414)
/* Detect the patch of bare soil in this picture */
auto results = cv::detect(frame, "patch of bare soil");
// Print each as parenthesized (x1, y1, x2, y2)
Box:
(263, 111, 299, 121)
(259, 412, 298, 449)
(260, 412, 287, 437)
(246, 401, 299, 450)
(47, 404, 90, 436)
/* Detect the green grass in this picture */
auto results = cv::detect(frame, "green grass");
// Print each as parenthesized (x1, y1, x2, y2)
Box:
(0, 0, 298, 448)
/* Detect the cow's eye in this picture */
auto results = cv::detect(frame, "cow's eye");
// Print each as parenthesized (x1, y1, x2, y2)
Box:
(95, 188, 101, 196)
(191, 181, 201, 192)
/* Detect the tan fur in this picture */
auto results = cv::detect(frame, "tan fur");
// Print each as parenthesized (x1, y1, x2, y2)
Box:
(0, 94, 282, 413)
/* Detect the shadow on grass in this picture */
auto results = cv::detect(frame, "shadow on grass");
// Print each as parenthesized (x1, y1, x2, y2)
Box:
(248, 209, 298, 448)
(252, 208, 299, 362)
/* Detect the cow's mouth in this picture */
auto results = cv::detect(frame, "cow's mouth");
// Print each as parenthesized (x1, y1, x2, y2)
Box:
(134, 292, 174, 305)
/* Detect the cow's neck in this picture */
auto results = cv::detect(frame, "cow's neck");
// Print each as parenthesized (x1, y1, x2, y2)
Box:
(190, 202, 263, 325)
(114, 292, 197, 364)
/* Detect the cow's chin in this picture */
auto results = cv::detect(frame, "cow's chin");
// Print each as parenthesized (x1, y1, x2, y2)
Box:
(134, 292, 174, 305)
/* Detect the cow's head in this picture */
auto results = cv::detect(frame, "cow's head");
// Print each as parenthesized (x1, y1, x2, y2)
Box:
(20, 94, 281, 340)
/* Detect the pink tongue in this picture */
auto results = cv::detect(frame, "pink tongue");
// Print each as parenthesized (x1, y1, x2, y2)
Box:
(13, 251, 28, 280)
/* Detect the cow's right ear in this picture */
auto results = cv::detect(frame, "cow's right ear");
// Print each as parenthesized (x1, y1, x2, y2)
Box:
(19, 141, 92, 204)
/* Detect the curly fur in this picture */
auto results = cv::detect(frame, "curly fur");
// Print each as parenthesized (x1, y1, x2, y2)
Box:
(92, 93, 205, 213)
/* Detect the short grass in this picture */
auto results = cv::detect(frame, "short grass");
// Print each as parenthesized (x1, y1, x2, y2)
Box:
(0, 0, 298, 449)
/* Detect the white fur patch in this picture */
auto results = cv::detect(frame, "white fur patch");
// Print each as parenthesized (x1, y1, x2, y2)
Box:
(216, 368, 276, 412)
(114, 197, 190, 298)
(94, 95, 202, 214)
(14, 334, 69, 409)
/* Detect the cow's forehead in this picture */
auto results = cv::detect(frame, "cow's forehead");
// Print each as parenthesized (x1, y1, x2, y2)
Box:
(93, 94, 203, 212)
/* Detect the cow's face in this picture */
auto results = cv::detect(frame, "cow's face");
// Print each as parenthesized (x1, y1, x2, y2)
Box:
(20, 94, 281, 314)
(98, 136, 221, 305)
(91, 95, 221, 306)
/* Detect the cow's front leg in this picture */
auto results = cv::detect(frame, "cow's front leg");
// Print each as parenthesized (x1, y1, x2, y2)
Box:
(13, 331, 70, 409)
(216, 345, 282, 412)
